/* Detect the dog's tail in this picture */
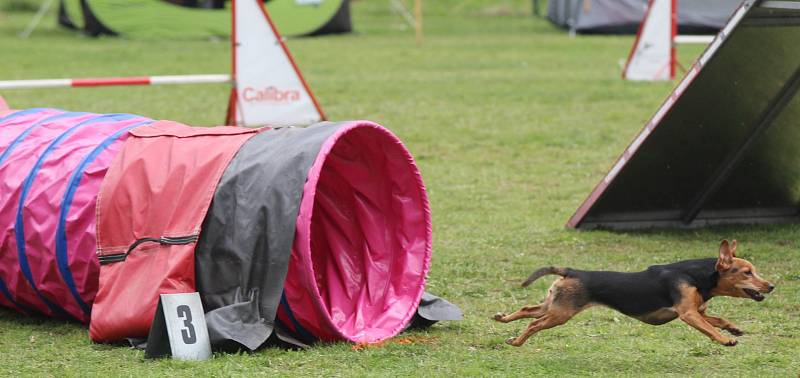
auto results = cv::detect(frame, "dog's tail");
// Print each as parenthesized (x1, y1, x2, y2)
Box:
(521, 266, 568, 287)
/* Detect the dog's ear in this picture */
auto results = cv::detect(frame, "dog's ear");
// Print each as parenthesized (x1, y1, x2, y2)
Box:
(730, 239, 737, 257)
(717, 240, 733, 272)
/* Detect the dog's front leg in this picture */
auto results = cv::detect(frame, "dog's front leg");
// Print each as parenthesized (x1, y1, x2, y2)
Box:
(676, 285, 737, 346)
(678, 310, 737, 346)
(701, 312, 744, 336)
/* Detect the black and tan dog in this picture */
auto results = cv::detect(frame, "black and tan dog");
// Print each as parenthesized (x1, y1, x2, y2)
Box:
(493, 240, 774, 346)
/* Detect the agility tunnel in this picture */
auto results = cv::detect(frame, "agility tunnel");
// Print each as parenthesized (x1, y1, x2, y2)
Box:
(0, 107, 459, 348)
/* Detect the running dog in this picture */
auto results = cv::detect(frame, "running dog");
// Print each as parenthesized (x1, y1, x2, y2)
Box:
(493, 240, 774, 346)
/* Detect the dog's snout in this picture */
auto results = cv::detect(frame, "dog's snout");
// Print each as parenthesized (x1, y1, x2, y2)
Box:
(767, 284, 775, 293)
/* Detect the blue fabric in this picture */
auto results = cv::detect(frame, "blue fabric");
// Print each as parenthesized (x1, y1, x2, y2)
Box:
(0, 277, 25, 312)
(0, 108, 49, 124)
(55, 120, 152, 316)
(14, 113, 138, 319)
(0, 111, 79, 165)
(0, 110, 86, 311)
(279, 293, 316, 344)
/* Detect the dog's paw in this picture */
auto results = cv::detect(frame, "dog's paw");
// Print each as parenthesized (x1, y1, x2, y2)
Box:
(505, 337, 518, 346)
(722, 338, 738, 347)
(492, 313, 507, 322)
(725, 327, 744, 336)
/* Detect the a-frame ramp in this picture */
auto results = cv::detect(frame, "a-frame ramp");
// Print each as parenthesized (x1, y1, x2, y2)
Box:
(569, 0, 800, 230)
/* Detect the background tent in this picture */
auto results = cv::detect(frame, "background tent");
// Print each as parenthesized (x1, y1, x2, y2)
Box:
(59, 0, 351, 38)
(546, 0, 742, 34)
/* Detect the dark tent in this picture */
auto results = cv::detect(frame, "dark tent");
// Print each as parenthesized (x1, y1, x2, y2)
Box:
(547, 0, 743, 34)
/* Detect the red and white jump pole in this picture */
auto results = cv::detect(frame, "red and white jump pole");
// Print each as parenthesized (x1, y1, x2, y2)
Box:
(0, 74, 231, 90)
(0, 0, 324, 127)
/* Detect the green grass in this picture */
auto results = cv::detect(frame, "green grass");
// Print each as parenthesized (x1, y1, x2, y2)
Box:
(1, 1, 799, 376)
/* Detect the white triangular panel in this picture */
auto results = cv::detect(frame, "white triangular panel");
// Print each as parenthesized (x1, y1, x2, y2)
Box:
(623, 0, 675, 81)
(231, 0, 325, 127)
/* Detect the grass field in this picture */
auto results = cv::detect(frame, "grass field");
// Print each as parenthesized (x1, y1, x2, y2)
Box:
(1, 1, 799, 376)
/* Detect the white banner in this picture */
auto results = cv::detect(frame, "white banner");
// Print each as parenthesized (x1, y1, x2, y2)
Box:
(230, 0, 325, 127)
(623, 0, 675, 81)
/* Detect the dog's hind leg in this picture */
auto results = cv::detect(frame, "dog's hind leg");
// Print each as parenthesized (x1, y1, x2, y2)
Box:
(504, 307, 578, 347)
(493, 278, 564, 323)
(504, 278, 590, 347)
(492, 303, 547, 323)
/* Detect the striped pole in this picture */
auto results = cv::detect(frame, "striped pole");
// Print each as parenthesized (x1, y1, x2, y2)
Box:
(0, 74, 231, 90)
(674, 35, 715, 44)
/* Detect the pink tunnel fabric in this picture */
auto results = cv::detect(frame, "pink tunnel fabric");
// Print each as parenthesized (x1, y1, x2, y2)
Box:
(0, 109, 67, 311)
(0, 109, 150, 321)
(281, 122, 432, 343)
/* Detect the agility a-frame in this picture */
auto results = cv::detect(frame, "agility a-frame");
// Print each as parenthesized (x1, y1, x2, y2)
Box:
(570, 0, 800, 230)
(0, 0, 324, 128)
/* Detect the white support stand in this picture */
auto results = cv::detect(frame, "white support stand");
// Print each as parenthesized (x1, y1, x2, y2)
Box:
(19, 0, 55, 39)
(623, 0, 717, 81)
(226, 0, 324, 127)
(389, 0, 423, 44)
(144, 293, 212, 361)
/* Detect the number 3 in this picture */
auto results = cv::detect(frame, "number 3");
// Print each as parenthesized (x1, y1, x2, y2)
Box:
(176, 305, 197, 344)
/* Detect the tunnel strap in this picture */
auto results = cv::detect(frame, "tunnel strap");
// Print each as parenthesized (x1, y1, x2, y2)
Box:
(98, 235, 199, 265)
